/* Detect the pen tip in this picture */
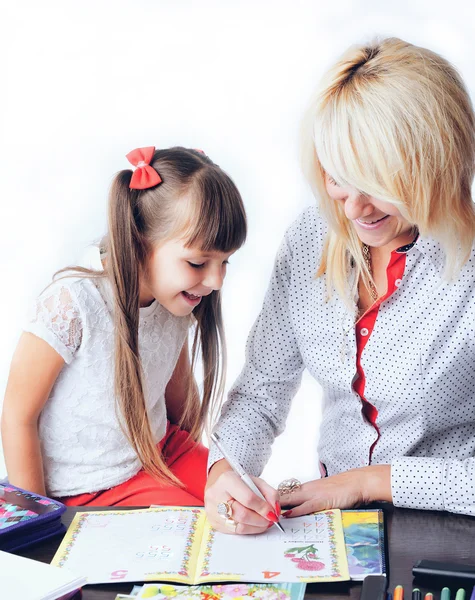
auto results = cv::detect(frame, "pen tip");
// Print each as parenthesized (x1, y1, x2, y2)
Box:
(275, 521, 285, 533)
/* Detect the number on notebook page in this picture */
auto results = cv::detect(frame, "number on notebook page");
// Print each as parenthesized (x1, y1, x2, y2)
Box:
(110, 569, 128, 580)
(262, 571, 281, 579)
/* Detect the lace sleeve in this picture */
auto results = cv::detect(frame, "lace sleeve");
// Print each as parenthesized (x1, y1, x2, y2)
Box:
(24, 281, 83, 364)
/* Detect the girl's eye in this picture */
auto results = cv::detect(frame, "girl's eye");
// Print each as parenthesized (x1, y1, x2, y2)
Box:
(188, 262, 205, 269)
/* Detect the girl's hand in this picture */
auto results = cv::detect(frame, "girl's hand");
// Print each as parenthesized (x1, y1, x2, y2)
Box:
(205, 460, 280, 535)
(279, 465, 392, 518)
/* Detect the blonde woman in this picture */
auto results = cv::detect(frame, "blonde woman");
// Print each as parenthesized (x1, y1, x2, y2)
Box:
(205, 37, 475, 534)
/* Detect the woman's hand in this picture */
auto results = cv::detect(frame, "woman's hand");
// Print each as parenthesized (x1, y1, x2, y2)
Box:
(280, 465, 392, 518)
(205, 460, 281, 535)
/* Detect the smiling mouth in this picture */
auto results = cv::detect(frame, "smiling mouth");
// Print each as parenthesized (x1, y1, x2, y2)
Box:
(355, 215, 390, 229)
(183, 292, 201, 300)
(357, 215, 388, 225)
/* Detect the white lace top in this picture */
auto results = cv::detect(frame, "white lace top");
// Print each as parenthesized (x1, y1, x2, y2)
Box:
(24, 248, 190, 497)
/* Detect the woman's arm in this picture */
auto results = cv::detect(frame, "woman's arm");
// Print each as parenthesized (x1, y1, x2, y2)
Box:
(205, 225, 307, 534)
(391, 456, 475, 515)
(280, 456, 475, 518)
(1, 333, 65, 495)
(165, 339, 200, 432)
(278, 465, 392, 517)
(207, 230, 305, 477)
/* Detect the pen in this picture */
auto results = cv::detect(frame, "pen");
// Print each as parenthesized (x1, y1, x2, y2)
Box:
(211, 432, 285, 533)
(393, 585, 404, 600)
(441, 588, 451, 600)
(455, 590, 466, 600)
(412, 589, 422, 600)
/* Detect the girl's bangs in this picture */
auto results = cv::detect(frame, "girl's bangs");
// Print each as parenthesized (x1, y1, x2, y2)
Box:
(181, 170, 247, 252)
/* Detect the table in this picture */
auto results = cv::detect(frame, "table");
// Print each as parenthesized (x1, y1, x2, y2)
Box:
(20, 504, 475, 599)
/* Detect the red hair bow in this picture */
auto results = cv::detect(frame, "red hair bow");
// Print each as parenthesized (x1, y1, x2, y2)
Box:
(126, 146, 162, 190)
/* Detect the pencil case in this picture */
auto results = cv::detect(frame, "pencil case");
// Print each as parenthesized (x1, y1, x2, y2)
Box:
(0, 483, 66, 552)
(413, 559, 475, 583)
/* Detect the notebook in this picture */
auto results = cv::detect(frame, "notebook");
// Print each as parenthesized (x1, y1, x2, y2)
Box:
(0, 550, 86, 600)
(0, 483, 66, 552)
(52, 507, 350, 584)
(341, 509, 386, 580)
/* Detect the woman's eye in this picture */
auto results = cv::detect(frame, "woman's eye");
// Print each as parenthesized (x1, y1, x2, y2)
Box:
(188, 262, 205, 269)
(327, 175, 339, 186)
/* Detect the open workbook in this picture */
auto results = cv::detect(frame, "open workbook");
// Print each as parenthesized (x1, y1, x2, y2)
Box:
(52, 507, 350, 584)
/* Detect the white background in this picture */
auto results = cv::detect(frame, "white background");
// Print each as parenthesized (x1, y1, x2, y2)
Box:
(1, 1, 474, 486)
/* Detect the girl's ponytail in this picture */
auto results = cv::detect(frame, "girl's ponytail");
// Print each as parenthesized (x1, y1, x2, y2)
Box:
(107, 171, 182, 486)
(184, 292, 225, 442)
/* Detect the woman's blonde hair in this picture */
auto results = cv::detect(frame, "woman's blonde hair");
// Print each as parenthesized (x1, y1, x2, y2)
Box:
(56, 147, 247, 485)
(302, 37, 475, 302)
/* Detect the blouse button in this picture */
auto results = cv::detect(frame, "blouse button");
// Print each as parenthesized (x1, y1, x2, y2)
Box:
(360, 327, 369, 336)
(395, 278, 402, 287)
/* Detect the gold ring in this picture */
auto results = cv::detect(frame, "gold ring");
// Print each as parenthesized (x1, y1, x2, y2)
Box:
(277, 478, 302, 496)
(225, 517, 238, 533)
(217, 500, 234, 520)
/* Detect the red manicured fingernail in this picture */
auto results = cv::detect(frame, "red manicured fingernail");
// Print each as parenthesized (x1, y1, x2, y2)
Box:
(275, 502, 281, 517)
(282, 510, 293, 518)
(266, 511, 279, 523)
(267, 521, 273, 529)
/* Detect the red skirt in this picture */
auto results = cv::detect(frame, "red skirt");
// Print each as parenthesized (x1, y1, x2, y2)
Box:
(58, 422, 208, 507)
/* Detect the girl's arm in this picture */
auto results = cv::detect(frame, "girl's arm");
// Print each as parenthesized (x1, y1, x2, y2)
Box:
(165, 339, 200, 432)
(1, 332, 65, 495)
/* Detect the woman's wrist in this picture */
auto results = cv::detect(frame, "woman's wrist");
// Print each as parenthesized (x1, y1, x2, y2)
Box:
(206, 458, 232, 488)
(361, 464, 392, 503)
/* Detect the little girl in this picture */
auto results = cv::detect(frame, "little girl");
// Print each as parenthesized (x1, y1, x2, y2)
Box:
(1, 146, 247, 506)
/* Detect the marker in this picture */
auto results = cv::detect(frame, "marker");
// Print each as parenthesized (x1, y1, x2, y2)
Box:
(387, 594, 393, 600)
(424, 594, 434, 600)
(455, 590, 466, 600)
(412, 589, 422, 600)
(441, 588, 451, 600)
(394, 585, 404, 600)
(470, 586, 475, 600)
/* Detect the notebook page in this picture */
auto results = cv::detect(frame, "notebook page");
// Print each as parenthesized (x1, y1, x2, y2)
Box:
(52, 508, 206, 584)
(196, 509, 350, 583)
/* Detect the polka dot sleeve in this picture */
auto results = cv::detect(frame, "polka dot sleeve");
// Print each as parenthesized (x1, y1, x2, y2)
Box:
(392, 457, 475, 515)
(209, 229, 305, 475)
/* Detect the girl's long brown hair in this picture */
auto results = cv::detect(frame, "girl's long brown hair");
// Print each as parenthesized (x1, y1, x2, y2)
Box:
(57, 148, 246, 485)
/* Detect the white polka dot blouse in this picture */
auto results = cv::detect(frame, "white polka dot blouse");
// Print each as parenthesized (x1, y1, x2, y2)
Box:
(209, 206, 475, 516)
